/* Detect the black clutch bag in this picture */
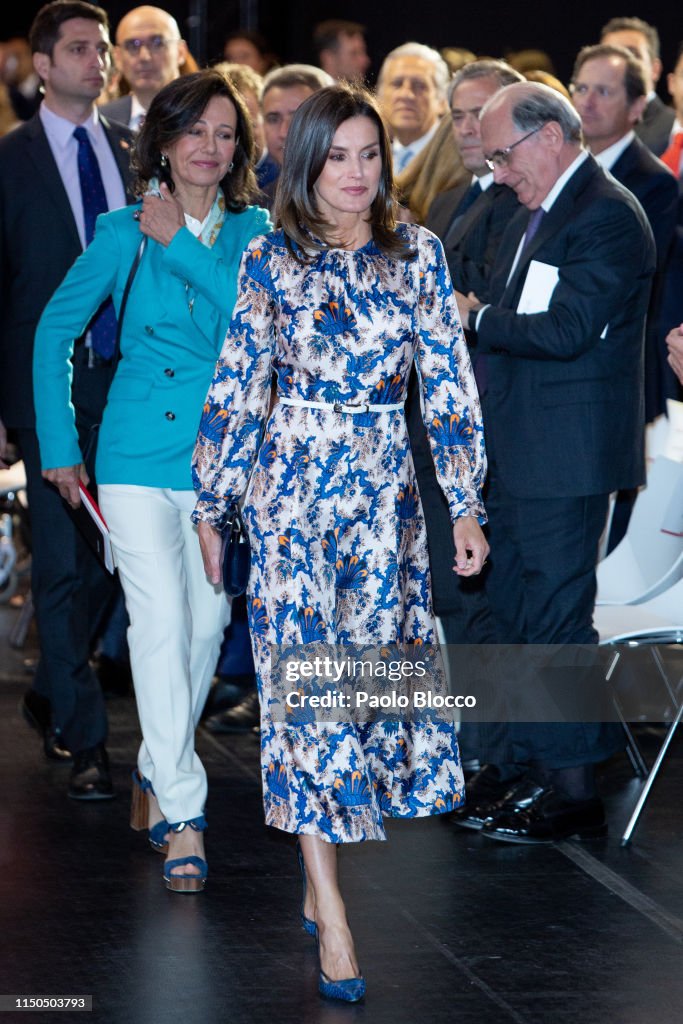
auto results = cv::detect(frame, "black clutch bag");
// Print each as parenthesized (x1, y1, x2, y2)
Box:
(221, 505, 251, 597)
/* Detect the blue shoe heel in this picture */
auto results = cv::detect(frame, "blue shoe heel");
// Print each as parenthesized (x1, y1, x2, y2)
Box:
(296, 841, 318, 937)
(130, 770, 169, 853)
(315, 932, 365, 1002)
(163, 817, 208, 894)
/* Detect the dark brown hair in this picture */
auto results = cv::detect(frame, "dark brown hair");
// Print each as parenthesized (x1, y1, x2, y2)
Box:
(275, 83, 413, 261)
(132, 69, 256, 210)
(572, 44, 646, 104)
(30, 1, 109, 58)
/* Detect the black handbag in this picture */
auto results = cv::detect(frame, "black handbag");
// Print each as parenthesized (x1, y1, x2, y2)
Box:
(221, 505, 251, 597)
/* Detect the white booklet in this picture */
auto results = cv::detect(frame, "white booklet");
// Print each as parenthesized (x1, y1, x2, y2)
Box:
(516, 260, 559, 314)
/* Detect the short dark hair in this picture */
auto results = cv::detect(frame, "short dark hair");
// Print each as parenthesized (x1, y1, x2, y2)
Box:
(276, 83, 412, 261)
(600, 16, 660, 62)
(312, 20, 366, 59)
(572, 44, 646, 104)
(448, 59, 523, 105)
(132, 70, 256, 211)
(29, 0, 109, 58)
(261, 64, 333, 102)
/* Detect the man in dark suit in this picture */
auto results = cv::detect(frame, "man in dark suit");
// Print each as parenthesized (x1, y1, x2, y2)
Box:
(407, 60, 523, 783)
(572, 43, 677, 429)
(456, 83, 656, 843)
(100, 6, 187, 130)
(601, 16, 674, 157)
(426, 59, 524, 300)
(658, 44, 683, 406)
(0, 1, 134, 798)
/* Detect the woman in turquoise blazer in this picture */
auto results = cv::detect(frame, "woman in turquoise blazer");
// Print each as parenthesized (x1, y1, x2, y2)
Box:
(33, 70, 271, 893)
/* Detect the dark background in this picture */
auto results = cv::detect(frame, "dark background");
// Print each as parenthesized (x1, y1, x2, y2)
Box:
(2, 2, 682, 94)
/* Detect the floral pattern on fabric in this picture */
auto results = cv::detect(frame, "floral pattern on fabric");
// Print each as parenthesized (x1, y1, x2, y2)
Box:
(193, 224, 486, 842)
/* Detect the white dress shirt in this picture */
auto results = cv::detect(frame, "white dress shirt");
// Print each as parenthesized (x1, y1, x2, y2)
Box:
(129, 94, 147, 132)
(591, 131, 635, 171)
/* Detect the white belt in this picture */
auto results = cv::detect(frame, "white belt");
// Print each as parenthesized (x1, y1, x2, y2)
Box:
(278, 397, 405, 415)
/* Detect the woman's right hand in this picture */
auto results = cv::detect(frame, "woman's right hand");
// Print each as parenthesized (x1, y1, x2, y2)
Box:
(198, 520, 223, 585)
(42, 463, 88, 508)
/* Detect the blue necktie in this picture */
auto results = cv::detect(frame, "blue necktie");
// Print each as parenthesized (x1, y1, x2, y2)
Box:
(521, 207, 544, 256)
(73, 125, 117, 359)
(456, 180, 482, 218)
(396, 146, 414, 172)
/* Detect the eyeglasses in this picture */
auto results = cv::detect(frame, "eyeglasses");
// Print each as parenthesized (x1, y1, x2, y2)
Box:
(484, 126, 542, 171)
(119, 35, 178, 56)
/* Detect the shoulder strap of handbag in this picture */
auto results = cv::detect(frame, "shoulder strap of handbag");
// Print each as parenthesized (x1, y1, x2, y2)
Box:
(110, 235, 147, 377)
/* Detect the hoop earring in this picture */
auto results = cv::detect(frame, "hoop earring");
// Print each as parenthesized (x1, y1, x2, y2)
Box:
(227, 161, 234, 173)
(160, 153, 168, 167)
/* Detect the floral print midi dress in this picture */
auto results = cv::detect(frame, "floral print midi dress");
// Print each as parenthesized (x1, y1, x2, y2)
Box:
(193, 224, 486, 843)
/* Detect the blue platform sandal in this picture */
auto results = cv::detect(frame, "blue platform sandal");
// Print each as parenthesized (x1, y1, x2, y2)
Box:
(296, 841, 318, 938)
(163, 817, 208, 894)
(130, 770, 169, 853)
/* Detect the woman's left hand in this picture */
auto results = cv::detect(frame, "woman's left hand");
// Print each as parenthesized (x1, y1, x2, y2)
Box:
(452, 516, 489, 576)
(136, 182, 185, 246)
(198, 520, 223, 585)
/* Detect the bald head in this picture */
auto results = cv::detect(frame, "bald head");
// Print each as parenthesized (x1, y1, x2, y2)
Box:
(114, 5, 187, 110)
(480, 82, 583, 209)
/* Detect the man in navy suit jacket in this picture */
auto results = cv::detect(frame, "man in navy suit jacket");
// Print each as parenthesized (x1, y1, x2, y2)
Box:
(457, 83, 655, 843)
(572, 44, 677, 424)
(0, 1, 134, 799)
(600, 17, 675, 157)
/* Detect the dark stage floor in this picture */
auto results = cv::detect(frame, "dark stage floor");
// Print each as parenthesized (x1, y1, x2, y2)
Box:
(2, 598, 683, 1024)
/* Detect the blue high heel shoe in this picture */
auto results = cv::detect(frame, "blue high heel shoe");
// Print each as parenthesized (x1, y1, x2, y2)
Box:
(315, 932, 366, 1002)
(296, 841, 318, 937)
(130, 770, 169, 853)
(163, 817, 208, 894)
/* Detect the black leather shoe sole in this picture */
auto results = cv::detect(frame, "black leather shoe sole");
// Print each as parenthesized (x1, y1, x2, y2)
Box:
(481, 821, 608, 845)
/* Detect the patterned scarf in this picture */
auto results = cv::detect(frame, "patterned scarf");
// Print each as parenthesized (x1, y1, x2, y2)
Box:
(146, 178, 226, 248)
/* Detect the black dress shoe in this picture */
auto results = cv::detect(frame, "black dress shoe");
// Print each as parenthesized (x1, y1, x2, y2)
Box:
(452, 766, 527, 831)
(20, 691, 73, 763)
(203, 690, 260, 734)
(481, 789, 607, 844)
(68, 743, 115, 801)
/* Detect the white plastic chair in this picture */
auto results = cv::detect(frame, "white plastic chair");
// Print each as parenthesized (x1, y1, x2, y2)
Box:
(596, 457, 683, 605)
(595, 579, 683, 844)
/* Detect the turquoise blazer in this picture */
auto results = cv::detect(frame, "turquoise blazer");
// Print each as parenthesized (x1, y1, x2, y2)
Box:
(34, 202, 271, 489)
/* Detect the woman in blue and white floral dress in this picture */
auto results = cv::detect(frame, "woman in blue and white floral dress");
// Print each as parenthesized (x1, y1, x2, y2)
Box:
(192, 85, 488, 1001)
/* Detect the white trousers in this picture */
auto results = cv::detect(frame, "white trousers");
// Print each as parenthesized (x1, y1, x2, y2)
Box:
(98, 485, 230, 824)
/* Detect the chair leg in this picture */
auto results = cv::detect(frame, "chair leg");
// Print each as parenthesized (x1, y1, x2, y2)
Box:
(621, 696, 683, 846)
(622, 721, 648, 779)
